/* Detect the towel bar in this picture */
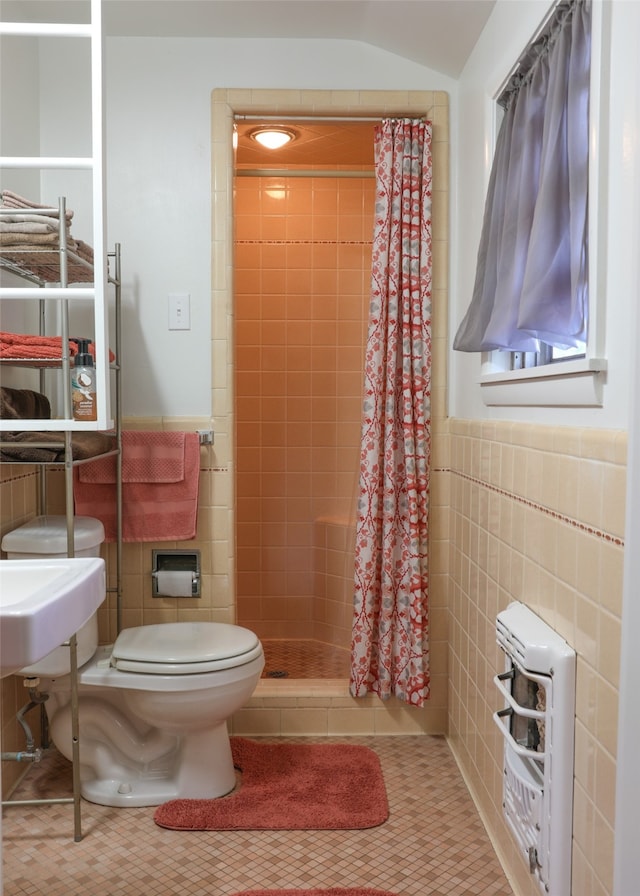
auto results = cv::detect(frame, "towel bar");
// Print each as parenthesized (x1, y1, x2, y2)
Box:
(196, 429, 213, 445)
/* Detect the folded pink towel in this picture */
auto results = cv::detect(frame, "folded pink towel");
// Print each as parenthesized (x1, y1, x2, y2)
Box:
(73, 431, 200, 543)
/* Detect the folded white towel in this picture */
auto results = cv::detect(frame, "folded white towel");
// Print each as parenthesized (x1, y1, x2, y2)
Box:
(0, 231, 78, 248)
(0, 212, 68, 230)
(0, 221, 57, 234)
(1, 189, 74, 221)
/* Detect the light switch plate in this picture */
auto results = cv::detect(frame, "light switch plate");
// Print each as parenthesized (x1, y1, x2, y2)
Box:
(168, 293, 190, 330)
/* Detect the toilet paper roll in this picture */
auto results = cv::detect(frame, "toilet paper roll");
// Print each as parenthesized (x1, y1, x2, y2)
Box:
(155, 570, 194, 597)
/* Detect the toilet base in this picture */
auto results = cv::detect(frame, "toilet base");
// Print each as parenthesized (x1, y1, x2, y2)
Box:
(79, 726, 239, 807)
(81, 762, 238, 808)
(82, 777, 182, 808)
(49, 693, 240, 807)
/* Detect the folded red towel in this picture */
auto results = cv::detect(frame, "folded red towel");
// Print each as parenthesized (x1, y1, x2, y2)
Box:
(0, 331, 115, 363)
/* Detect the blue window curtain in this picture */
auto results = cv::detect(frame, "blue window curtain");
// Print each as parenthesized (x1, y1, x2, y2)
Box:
(453, 0, 591, 353)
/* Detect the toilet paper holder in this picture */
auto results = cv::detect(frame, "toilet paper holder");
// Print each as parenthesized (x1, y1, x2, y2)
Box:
(152, 549, 201, 597)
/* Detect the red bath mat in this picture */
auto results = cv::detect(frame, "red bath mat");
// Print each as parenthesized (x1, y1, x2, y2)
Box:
(230, 890, 399, 895)
(153, 737, 389, 831)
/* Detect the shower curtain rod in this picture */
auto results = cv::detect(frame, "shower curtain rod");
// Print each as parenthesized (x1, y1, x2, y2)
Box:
(236, 168, 374, 178)
(235, 114, 382, 122)
(234, 114, 426, 123)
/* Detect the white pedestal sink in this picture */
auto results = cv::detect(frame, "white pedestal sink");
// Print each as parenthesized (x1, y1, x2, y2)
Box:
(0, 558, 106, 678)
(0, 557, 106, 883)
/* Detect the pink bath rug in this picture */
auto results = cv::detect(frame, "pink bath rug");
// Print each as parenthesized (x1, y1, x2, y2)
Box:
(230, 890, 399, 895)
(153, 737, 389, 831)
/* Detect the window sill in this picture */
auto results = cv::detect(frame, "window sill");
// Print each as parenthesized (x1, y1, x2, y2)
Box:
(480, 357, 608, 407)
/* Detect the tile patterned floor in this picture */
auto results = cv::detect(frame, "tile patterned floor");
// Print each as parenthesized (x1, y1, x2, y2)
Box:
(261, 640, 351, 679)
(2, 737, 514, 896)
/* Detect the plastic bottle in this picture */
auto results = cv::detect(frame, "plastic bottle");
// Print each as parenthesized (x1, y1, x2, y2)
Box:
(71, 338, 97, 421)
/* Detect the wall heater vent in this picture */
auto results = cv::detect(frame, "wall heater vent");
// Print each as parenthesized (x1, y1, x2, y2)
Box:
(494, 602, 576, 895)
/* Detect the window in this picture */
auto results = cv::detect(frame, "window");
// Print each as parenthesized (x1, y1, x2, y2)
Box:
(454, 0, 606, 407)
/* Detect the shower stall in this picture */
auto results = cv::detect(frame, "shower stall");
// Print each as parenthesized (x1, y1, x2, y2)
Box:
(233, 119, 376, 677)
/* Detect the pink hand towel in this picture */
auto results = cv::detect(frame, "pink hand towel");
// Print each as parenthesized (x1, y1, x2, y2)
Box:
(74, 431, 200, 543)
(78, 430, 186, 483)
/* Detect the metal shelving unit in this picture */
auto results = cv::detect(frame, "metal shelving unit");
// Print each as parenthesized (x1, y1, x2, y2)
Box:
(0, 0, 120, 842)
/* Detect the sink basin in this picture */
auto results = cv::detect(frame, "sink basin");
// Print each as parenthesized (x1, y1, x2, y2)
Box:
(0, 558, 106, 678)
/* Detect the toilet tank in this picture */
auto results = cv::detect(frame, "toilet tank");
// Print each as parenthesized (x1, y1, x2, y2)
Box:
(1, 515, 105, 676)
(1, 514, 104, 559)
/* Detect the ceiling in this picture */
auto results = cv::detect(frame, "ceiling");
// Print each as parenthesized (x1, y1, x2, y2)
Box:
(236, 119, 376, 168)
(2, 0, 496, 78)
(4, 1, 497, 168)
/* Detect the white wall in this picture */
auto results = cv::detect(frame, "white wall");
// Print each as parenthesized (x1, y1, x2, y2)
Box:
(6, 8, 636, 423)
(0, 33, 44, 387)
(0, 35, 40, 175)
(30, 35, 455, 417)
(450, 0, 636, 430)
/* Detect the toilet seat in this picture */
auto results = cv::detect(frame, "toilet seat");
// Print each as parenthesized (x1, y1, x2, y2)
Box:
(110, 622, 262, 674)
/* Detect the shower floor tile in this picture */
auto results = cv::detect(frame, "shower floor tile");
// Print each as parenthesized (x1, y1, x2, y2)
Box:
(2, 736, 514, 895)
(261, 638, 350, 679)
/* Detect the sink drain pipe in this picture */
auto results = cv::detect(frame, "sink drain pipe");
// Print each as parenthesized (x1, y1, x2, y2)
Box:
(2, 678, 49, 763)
(1, 749, 44, 763)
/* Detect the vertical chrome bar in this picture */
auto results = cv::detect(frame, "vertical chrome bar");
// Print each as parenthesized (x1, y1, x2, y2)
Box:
(38, 297, 47, 513)
(69, 633, 82, 841)
(59, 197, 73, 425)
(114, 244, 123, 634)
(64, 432, 75, 556)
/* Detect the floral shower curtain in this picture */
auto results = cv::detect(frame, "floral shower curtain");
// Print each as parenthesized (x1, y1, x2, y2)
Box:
(350, 118, 432, 707)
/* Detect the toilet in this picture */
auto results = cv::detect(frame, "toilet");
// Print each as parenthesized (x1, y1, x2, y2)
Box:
(38, 621, 264, 808)
(1, 517, 265, 808)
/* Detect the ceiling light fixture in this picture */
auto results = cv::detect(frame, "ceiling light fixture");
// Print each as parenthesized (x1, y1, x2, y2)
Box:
(250, 127, 296, 150)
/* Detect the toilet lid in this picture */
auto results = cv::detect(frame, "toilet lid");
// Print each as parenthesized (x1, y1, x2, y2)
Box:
(110, 622, 262, 674)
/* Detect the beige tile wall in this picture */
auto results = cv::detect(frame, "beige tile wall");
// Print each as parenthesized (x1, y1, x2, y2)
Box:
(32, 417, 231, 644)
(447, 418, 626, 896)
(231, 677, 447, 737)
